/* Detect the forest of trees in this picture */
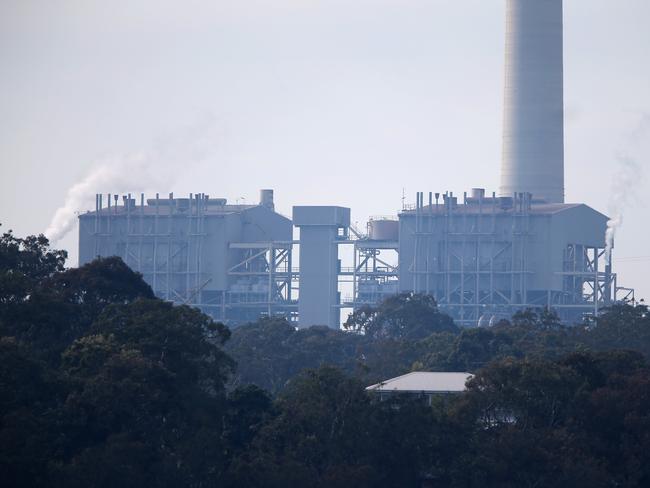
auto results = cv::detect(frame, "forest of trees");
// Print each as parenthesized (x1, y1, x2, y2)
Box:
(2, 227, 650, 487)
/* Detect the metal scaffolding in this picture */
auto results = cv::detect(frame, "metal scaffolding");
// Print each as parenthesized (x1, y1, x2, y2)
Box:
(92, 192, 210, 305)
(226, 241, 298, 322)
(86, 192, 297, 325)
(404, 191, 631, 326)
(337, 223, 399, 308)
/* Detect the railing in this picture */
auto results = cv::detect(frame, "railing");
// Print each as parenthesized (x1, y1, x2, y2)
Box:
(339, 267, 398, 274)
(369, 215, 398, 221)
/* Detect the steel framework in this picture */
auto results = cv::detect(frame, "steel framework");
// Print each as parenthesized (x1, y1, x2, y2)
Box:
(226, 241, 298, 322)
(88, 193, 296, 324)
(92, 192, 210, 305)
(406, 191, 630, 326)
(337, 223, 399, 308)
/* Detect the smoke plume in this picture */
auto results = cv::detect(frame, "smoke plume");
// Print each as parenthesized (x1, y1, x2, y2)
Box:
(604, 113, 649, 263)
(605, 155, 641, 263)
(45, 118, 218, 243)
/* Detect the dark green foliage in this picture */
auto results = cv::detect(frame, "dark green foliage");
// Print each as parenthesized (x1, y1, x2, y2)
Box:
(227, 296, 461, 393)
(226, 318, 368, 392)
(3, 229, 650, 487)
(0, 227, 67, 305)
(344, 292, 458, 339)
(0, 337, 61, 486)
(227, 316, 439, 393)
(453, 351, 650, 487)
(229, 303, 650, 395)
(582, 304, 650, 356)
(0, 231, 235, 487)
(89, 299, 232, 390)
(223, 385, 274, 455)
(446, 327, 517, 370)
(1, 249, 157, 365)
(464, 357, 582, 428)
(250, 368, 376, 481)
(53, 299, 235, 487)
(226, 366, 460, 488)
(511, 307, 563, 330)
(47, 255, 155, 308)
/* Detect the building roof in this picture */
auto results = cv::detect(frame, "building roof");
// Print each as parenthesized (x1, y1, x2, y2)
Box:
(366, 372, 473, 394)
(80, 202, 277, 218)
(400, 202, 588, 217)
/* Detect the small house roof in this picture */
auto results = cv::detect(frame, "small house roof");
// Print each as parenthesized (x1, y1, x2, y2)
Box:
(366, 372, 473, 394)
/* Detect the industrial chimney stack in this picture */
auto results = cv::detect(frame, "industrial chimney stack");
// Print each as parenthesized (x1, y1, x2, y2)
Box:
(500, 0, 565, 203)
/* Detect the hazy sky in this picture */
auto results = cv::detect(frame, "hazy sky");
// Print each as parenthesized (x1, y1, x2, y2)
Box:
(1, 0, 649, 300)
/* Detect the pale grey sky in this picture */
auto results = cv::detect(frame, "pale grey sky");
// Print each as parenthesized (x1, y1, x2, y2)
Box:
(1, 0, 649, 300)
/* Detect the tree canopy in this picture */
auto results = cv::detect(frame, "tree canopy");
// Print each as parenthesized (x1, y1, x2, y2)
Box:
(2, 228, 650, 487)
(344, 292, 458, 339)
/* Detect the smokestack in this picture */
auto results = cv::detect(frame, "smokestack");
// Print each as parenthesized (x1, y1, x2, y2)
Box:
(500, 0, 565, 203)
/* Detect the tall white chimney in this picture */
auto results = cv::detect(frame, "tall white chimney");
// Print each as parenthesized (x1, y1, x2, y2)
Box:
(500, 0, 565, 203)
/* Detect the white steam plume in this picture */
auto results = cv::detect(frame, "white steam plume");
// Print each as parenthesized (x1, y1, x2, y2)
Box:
(605, 155, 641, 263)
(45, 118, 218, 243)
(604, 112, 649, 263)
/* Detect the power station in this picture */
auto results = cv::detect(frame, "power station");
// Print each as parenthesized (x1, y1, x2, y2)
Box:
(78, 0, 634, 328)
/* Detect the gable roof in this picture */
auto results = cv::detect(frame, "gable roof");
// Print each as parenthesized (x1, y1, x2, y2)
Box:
(366, 372, 473, 394)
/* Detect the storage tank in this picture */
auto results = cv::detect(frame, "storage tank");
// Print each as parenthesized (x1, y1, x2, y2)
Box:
(260, 189, 274, 210)
(471, 188, 486, 200)
(368, 218, 399, 241)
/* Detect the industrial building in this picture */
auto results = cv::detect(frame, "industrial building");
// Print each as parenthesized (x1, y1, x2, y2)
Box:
(398, 191, 617, 325)
(79, 190, 296, 324)
(78, 0, 634, 328)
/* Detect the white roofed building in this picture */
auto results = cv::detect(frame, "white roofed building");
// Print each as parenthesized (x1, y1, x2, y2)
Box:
(366, 372, 473, 404)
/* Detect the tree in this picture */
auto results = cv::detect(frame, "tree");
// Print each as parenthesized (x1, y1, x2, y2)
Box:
(225, 366, 376, 487)
(344, 293, 458, 340)
(226, 366, 469, 488)
(463, 357, 581, 429)
(0, 228, 67, 345)
(227, 318, 368, 393)
(2, 256, 157, 364)
(56, 299, 235, 487)
(89, 299, 232, 392)
(5, 228, 650, 487)
(47, 256, 154, 309)
(225, 317, 301, 392)
(581, 304, 650, 357)
(450, 352, 650, 488)
(223, 385, 274, 456)
(511, 307, 563, 330)
(0, 227, 67, 306)
(446, 327, 517, 371)
(0, 337, 61, 487)
(0, 229, 239, 487)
